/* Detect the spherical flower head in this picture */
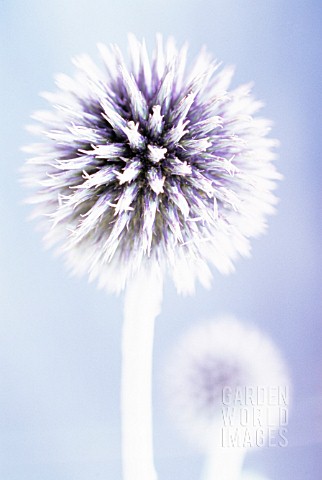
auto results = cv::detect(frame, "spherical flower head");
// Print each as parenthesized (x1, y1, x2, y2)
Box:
(22, 35, 280, 294)
(164, 316, 290, 449)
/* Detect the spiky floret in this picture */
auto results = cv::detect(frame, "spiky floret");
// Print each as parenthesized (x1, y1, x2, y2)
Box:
(23, 35, 280, 293)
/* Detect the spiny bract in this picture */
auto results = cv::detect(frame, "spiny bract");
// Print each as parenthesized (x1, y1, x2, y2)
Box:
(23, 35, 280, 293)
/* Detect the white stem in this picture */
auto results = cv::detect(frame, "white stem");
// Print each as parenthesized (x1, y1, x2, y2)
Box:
(121, 266, 163, 480)
(202, 423, 246, 480)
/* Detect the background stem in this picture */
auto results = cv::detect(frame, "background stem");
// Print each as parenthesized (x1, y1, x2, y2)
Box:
(202, 446, 246, 480)
(202, 422, 246, 480)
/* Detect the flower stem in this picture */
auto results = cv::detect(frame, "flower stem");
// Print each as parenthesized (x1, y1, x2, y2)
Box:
(202, 447, 245, 480)
(121, 266, 163, 480)
(202, 424, 246, 480)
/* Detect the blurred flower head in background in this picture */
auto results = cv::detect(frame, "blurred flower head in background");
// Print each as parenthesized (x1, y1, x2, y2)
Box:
(22, 35, 280, 294)
(164, 316, 290, 449)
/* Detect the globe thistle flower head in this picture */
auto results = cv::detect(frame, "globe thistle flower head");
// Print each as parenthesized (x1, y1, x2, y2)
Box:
(164, 316, 290, 449)
(23, 35, 280, 294)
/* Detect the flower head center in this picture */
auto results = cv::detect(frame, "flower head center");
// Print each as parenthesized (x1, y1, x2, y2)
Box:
(147, 144, 167, 164)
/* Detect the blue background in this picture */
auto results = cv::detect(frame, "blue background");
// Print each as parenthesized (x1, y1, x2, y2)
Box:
(1, 1, 321, 479)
